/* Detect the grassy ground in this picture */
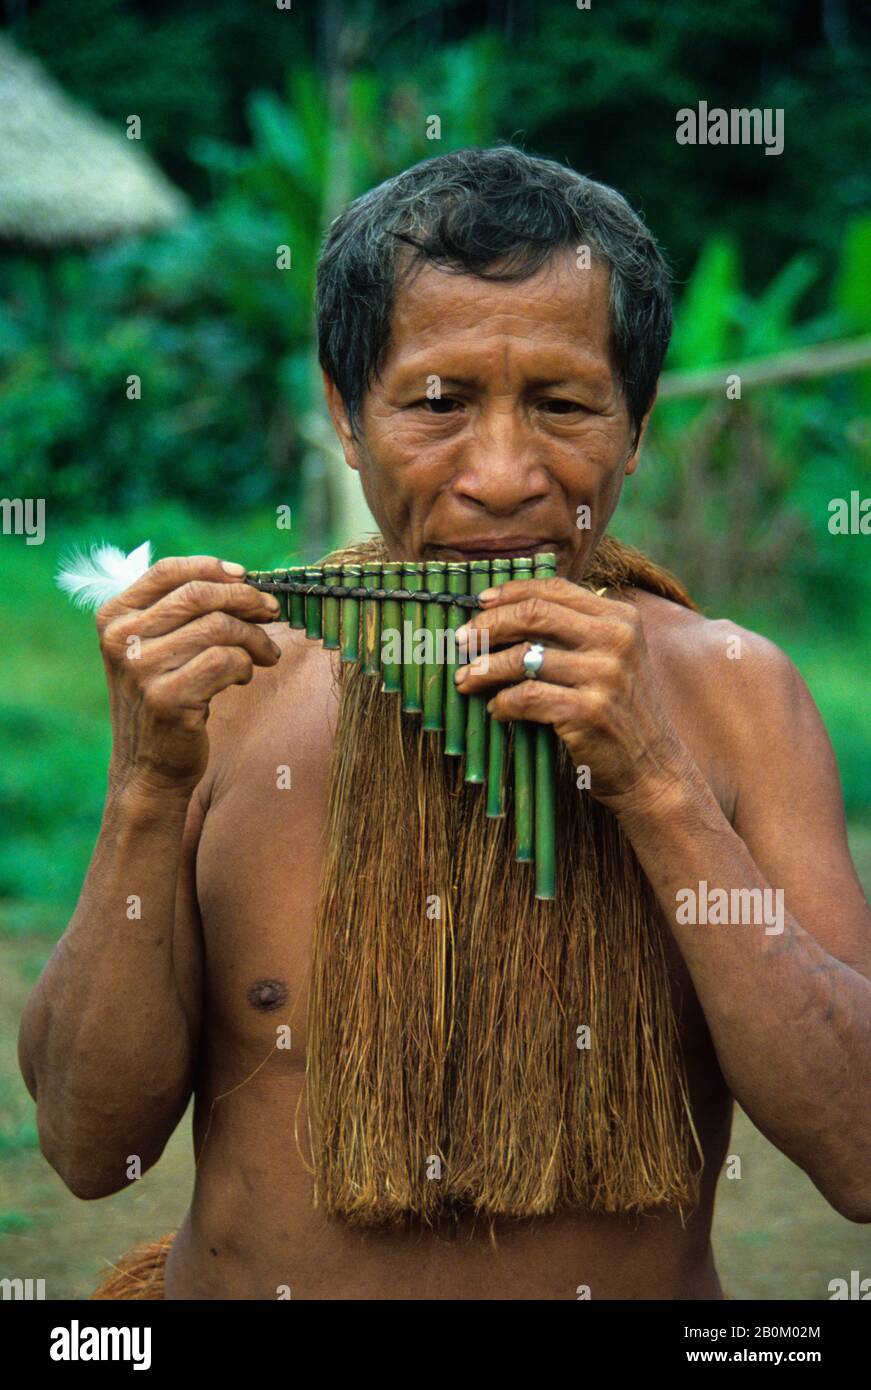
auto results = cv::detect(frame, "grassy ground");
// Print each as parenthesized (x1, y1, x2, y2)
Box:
(1, 508, 869, 1299)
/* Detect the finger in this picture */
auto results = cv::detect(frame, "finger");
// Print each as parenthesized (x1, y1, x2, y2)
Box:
(134, 612, 281, 675)
(485, 677, 582, 727)
(147, 645, 256, 711)
(455, 643, 612, 693)
(98, 555, 251, 624)
(477, 576, 615, 615)
(457, 595, 602, 654)
(487, 679, 616, 746)
(105, 581, 280, 642)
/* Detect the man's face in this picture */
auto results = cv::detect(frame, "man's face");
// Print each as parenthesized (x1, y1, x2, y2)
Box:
(324, 247, 649, 579)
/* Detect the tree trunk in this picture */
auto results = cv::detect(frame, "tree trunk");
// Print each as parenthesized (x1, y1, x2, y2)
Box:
(305, 0, 377, 551)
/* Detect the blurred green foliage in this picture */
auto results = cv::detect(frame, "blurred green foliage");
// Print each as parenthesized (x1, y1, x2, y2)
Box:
(1, 0, 868, 548)
(14, 0, 870, 285)
(618, 217, 871, 620)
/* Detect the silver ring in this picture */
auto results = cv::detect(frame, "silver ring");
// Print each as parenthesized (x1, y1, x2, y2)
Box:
(522, 643, 545, 680)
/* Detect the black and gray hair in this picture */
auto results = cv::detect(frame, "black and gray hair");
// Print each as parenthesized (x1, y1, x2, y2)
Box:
(316, 145, 672, 445)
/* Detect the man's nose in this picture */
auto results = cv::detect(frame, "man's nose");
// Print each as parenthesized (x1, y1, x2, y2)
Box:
(453, 410, 550, 513)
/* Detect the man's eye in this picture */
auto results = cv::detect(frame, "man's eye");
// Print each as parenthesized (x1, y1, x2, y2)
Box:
(414, 397, 461, 414)
(541, 398, 583, 414)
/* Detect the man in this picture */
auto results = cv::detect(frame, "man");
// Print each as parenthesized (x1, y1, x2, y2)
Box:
(18, 146, 871, 1300)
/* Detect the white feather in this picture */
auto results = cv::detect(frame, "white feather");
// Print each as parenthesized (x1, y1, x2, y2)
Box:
(56, 540, 153, 612)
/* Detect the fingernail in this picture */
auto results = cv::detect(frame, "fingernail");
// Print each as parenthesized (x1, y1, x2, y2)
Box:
(486, 699, 495, 713)
(453, 666, 468, 684)
(478, 588, 497, 602)
(455, 624, 470, 643)
(221, 561, 246, 575)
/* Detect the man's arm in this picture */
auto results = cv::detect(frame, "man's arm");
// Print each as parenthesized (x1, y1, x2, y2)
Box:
(611, 629, 871, 1221)
(17, 554, 281, 1198)
(18, 778, 205, 1198)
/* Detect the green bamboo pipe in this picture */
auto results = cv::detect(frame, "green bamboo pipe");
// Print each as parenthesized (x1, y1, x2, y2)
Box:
(288, 566, 306, 628)
(381, 562, 403, 694)
(464, 559, 491, 783)
(402, 561, 424, 714)
(444, 563, 468, 756)
(423, 560, 447, 731)
(340, 563, 361, 662)
(533, 551, 558, 900)
(512, 556, 534, 862)
(322, 564, 342, 650)
(305, 566, 323, 640)
(271, 570, 289, 622)
(485, 557, 512, 817)
(362, 560, 381, 674)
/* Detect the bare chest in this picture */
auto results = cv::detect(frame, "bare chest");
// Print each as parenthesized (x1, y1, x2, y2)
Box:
(196, 643, 338, 1070)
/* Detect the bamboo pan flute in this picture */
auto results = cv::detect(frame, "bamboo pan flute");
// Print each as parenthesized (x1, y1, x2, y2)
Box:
(246, 553, 559, 900)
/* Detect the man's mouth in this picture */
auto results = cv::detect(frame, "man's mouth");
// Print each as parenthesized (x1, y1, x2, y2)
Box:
(431, 537, 559, 560)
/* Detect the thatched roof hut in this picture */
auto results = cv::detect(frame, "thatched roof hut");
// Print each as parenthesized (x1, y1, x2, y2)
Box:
(0, 34, 188, 250)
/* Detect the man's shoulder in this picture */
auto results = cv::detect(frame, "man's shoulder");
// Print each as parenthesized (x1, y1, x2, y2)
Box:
(210, 623, 336, 720)
(196, 624, 339, 798)
(635, 588, 789, 665)
(633, 588, 803, 739)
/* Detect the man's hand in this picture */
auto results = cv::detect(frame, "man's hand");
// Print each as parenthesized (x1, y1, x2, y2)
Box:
(96, 555, 282, 797)
(454, 577, 695, 814)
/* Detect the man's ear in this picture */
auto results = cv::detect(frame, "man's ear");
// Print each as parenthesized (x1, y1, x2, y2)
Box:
(322, 371, 362, 473)
(624, 395, 656, 477)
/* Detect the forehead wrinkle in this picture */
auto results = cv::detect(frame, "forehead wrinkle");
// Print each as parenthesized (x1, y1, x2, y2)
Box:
(380, 254, 616, 395)
(391, 253, 608, 330)
(387, 339, 612, 394)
